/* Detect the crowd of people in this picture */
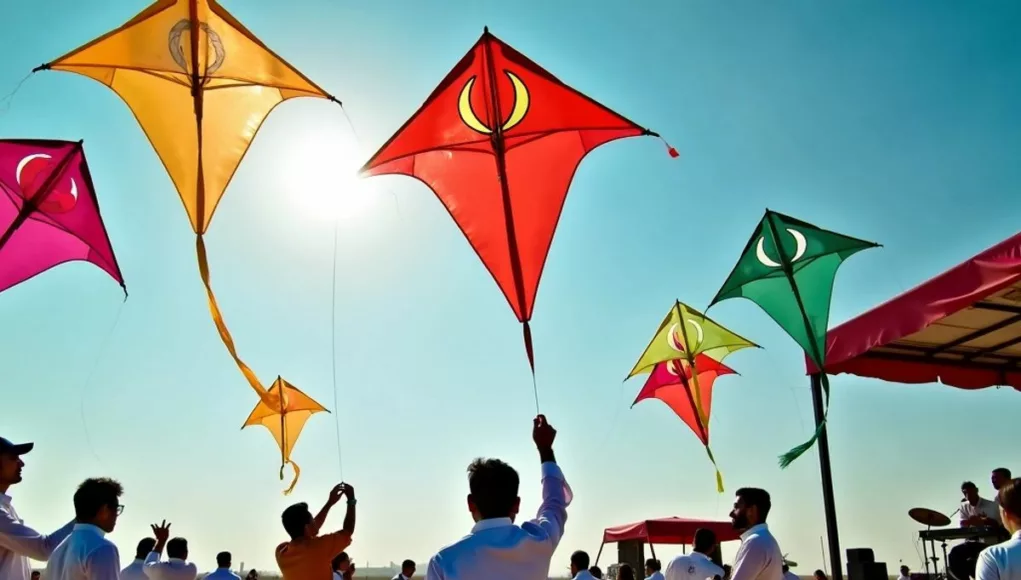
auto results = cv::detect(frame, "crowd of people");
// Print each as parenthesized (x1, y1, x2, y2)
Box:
(2, 418, 1019, 580)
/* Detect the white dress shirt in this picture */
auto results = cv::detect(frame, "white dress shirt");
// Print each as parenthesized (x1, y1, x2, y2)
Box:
(962, 498, 1002, 525)
(121, 559, 147, 580)
(977, 530, 1021, 580)
(731, 524, 784, 580)
(143, 552, 197, 580)
(425, 461, 572, 580)
(0, 493, 74, 580)
(575, 571, 598, 580)
(43, 523, 121, 580)
(649, 572, 666, 580)
(666, 551, 724, 580)
(204, 568, 241, 580)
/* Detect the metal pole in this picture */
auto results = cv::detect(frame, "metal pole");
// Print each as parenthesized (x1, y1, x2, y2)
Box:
(811, 373, 842, 580)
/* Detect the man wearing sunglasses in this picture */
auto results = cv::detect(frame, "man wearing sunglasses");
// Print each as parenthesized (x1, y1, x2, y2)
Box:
(0, 436, 74, 580)
(44, 478, 125, 580)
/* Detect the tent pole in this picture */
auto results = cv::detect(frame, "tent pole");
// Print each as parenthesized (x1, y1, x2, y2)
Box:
(595, 542, 604, 565)
(812, 372, 842, 580)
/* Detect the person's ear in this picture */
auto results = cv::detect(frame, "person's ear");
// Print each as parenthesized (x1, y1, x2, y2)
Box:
(512, 496, 521, 515)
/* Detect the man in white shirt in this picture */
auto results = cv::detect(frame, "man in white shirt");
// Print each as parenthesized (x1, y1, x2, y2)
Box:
(392, 559, 415, 580)
(951, 481, 1002, 580)
(143, 521, 197, 580)
(43, 478, 124, 580)
(977, 478, 1021, 580)
(647, 559, 665, 580)
(425, 414, 571, 580)
(666, 528, 724, 580)
(121, 539, 156, 580)
(205, 552, 241, 580)
(729, 487, 783, 580)
(0, 437, 75, 580)
(331, 552, 351, 580)
(897, 565, 910, 580)
(570, 551, 596, 580)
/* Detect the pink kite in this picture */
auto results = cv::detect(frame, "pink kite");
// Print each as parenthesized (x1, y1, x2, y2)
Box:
(0, 139, 124, 294)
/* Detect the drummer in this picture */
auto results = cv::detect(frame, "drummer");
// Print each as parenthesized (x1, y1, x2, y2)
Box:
(949, 481, 1001, 580)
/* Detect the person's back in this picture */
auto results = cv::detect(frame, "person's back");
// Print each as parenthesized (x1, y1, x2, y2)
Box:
(275, 483, 356, 580)
(143, 525, 197, 580)
(121, 538, 156, 580)
(666, 529, 724, 580)
(426, 415, 571, 580)
(204, 551, 240, 580)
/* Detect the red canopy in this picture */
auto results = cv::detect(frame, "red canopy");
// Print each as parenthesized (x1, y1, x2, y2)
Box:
(602, 517, 741, 545)
(806, 230, 1021, 390)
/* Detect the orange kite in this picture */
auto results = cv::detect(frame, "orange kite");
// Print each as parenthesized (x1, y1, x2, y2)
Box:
(35, 0, 338, 492)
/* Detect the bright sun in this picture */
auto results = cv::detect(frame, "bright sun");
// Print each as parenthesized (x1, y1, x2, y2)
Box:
(277, 126, 378, 223)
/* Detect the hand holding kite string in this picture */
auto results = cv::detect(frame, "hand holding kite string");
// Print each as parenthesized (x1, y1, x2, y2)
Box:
(361, 27, 676, 410)
(36, 0, 341, 491)
(627, 301, 757, 492)
(708, 209, 879, 467)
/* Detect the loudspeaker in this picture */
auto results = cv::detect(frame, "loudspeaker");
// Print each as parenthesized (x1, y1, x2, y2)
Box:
(617, 540, 645, 578)
(863, 562, 888, 580)
(846, 548, 875, 580)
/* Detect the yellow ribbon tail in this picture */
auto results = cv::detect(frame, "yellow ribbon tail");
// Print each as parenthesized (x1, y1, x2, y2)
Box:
(196, 235, 270, 403)
(282, 459, 300, 496)
(705, 445, 724, 493)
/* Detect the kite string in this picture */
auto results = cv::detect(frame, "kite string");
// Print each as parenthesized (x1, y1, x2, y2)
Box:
(0, 72, 32, 118)
(330, 208, 344, 481)
(335, 103, 402, 220)
(80, 299, 127, 465)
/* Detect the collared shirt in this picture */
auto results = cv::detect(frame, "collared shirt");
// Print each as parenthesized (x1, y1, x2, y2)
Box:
(143, 552, 197, 580)
(275, 531, 352, 580)
(731, 524, 784, 580)
(977, 531, 1021, 580)
(204, 568, 241, 580)
(649, 572, 666, 580)
(666, 551, 724, 580)
(962, 498, 1002, 525)
(121, 558, 147, 580)
(43, 524, 120, 580)
(425, 461, 572, 580)
(784, 572, 800, 580)
(575, 571, 598, 580)
(392, 575, 411, 580)
(0, 493, 74, 580)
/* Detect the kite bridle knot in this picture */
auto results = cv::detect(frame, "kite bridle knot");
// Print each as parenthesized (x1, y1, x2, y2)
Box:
(32, 63, 51, 73)
(327, 95, 344, 107)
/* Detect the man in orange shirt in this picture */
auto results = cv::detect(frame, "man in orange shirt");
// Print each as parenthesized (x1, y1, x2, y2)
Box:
(276, 483, 356, 580)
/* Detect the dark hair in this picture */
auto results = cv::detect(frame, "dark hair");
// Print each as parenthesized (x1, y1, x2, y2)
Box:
(167, 537, 188, 559)
(30, 573, 39, 579)
(571, 551, 590, 570)
(619, 564, 636, 580)
(402, 560, 416, 570)
(135, 538, 156, 559)
(646, 558, 662, 571)
(900, 566, 909, 573)
(590, 566, 603, 579)
(736, 487, 772, 521)
(994, 468, 1012, 479)
(332, 552, 349, 571)
(962, 481, 977, 491)
(467, 458, 519, 519)
(73, 478, 123, 521)
(217, 551, 231, 567)
(783, 565, 790, 573)
(999, 478, 1021, 520)
(814, 570, 827, 580)
(694, 528, 717, 553)
(281, 503, 313, 540)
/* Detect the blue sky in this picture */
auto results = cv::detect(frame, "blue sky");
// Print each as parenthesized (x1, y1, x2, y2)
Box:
(1, 0, 1020, 574)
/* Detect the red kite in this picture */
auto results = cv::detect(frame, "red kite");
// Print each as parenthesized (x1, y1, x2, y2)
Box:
(361, 28, 674, 396)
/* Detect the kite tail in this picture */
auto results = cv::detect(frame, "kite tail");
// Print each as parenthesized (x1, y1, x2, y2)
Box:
(705, 445, 724, 493)
(280, 459, 301, 496)
(196, 234, 271, 402)
(778, 374, 830, 468)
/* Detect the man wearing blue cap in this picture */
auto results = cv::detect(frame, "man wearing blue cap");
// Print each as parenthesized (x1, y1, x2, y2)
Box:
(0, 437, 74, 580)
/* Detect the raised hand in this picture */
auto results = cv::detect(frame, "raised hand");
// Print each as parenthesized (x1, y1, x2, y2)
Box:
(150, 520, 171, 545)
(533, 414, 556, 450)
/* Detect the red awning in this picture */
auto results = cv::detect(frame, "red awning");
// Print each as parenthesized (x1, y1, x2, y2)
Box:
(601, 517, 741, 545)
(806, 230, 1021, 390)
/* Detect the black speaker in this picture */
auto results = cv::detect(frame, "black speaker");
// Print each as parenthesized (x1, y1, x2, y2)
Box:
(617, 540, 645, 578)
(863, 562, 888, 580)
(847, 548, 876, 580)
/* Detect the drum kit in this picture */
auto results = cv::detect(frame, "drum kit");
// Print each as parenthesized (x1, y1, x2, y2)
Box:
(909, 507, 954, 580)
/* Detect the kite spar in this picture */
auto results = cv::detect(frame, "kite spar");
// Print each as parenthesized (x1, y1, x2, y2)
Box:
(34, 0, 340, 493)
(0, 139, 124, 295)
(361, 28, 676, 408)
(627, 301, 757, 491)
(709, 209, 879, 467)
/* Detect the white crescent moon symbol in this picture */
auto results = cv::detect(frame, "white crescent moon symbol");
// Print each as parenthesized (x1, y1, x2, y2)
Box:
(687, 319, 704, 346)
(755, 236, 782, 268)
(15, 153, 52, 186)
(788, 228, 807, 262)
(69, 178, 78, 200)
(667, 324, 684, 352)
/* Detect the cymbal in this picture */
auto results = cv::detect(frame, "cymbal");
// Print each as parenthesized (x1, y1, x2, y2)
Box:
(909, 507, 951, 527)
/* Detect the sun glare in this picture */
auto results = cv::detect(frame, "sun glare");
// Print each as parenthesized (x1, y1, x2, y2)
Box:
(278, 127, 378, 224)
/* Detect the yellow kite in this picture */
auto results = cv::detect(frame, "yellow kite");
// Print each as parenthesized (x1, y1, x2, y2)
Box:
(35, 0, 339, 491)
(243, 377, 329, 494)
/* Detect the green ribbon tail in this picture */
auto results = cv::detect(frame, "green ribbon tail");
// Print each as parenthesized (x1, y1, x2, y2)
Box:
(778, 373, 830, 468)
(705, 445, 724, 493)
